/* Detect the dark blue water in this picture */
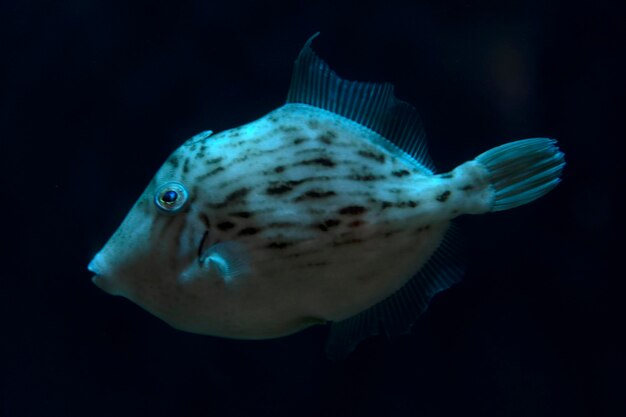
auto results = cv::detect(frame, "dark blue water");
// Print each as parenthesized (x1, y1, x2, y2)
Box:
(3, 1, 623, 416)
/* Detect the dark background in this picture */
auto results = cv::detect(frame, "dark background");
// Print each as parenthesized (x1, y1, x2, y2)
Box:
(2, 1, 624, 416)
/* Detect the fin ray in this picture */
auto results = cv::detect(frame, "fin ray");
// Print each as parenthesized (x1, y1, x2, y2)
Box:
(475, 138, 566, 211)
(325, 226, 464, 359)
(201, 242, 250, 284)
(287, 34, 435, 172)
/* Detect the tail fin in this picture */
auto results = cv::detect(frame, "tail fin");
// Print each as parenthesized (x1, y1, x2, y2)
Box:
(475, 138, 565, 212)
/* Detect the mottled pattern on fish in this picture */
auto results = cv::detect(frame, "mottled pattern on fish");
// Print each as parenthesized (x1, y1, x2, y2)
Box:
(89, 35, 565, 357)
(148, 105, 477, 321)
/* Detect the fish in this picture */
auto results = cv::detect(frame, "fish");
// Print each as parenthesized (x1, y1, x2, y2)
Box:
(88, 34, 565, 359)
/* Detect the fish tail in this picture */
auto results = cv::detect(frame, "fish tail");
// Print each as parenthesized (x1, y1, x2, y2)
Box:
(475, 138, 565, 212)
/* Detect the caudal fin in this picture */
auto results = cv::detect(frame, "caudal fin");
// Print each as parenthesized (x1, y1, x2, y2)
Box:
(475, 138, 565, 212)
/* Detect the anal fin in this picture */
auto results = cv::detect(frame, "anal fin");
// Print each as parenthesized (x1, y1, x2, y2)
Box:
(325, 226, 464, 360)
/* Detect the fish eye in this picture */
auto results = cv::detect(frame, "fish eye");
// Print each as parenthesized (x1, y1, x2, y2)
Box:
(154, 182, 189, 214)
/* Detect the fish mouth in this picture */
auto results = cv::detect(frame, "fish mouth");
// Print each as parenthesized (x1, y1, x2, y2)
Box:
(88, 257, 101, 274)
(88, 254, 105, 285)
(88, 253, 118, 294)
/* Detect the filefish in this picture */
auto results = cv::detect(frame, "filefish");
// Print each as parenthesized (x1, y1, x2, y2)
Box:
(88, 35, 565, 358)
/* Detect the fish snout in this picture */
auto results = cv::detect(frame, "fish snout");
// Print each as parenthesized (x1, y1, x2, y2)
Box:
(88, 251, 122, 295)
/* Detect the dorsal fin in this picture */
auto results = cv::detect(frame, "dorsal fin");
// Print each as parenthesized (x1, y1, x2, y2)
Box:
(286, 33, 435, 172)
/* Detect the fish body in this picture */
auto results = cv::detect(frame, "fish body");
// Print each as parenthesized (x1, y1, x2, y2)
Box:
(89, 35, 565, 358)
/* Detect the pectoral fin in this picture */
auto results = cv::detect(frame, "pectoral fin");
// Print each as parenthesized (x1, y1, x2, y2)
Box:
(199, 242, 251, 284)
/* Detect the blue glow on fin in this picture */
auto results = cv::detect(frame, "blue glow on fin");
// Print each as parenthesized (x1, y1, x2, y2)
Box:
(287, 34, 434, 172)
(475, 138, 566, 211)
(200, 242, 250, 284)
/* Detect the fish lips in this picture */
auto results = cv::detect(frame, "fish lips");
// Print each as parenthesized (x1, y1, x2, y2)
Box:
(88, 255, 105, 285)
(88, 252, 119, 295)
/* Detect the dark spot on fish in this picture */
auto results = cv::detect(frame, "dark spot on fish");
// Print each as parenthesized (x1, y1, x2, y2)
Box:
(416, 225, 431, 233)
(317, 219, 341, 231)
(183, 158, 190, 174)
(217, 221, 235, 231)
(206, 157, 223, 165)
(349, 174, 384, 181)
(436, 190, 451, 202)
(226, 188, 249, 202)
(339, 206, 366, 215)
(268, 222, 296, 228)
(318, 131, 336, 144)
(168, 156, 179, 168)
(332, 238, 364, 247)
(293, 137, 307, 145)
(238, 227, 259, 236)
(198, 230, 209, 257)
(318, 134, 332, 144)
(392, 169, 410, 177)
(398, 200, 419, 208)
(452, 209, 459, 214)
(460, 184, 474, 191)
(268, 184, 292, 194)
(279, 125, 299, 132)
(295, 190, 336, 201)
(229, 131, 240, 138)
(199, 213, 211, 229)
(326, 219, 340, 227)
(317, 135, 333, 145)
(358, 150, 385, 163)
(307, 119, 320, 129)
(266, 180, 300, 195)
(381, 200, 419, 209)
(230, 211, 252, 218)
(294, 147, 329, 156)
(268, 242, 292, 249)
(268, 115, 279, 123)
(274, 166, 285, 173)
(209, 187, 250, 209)
(196, 145, 207, 159)
(440, 173, 454, 179)
(269, 179, 306, 195)
(348, 220, 364, 228)
(196, 166, 225, 181)
(299, 158, 335, 167)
